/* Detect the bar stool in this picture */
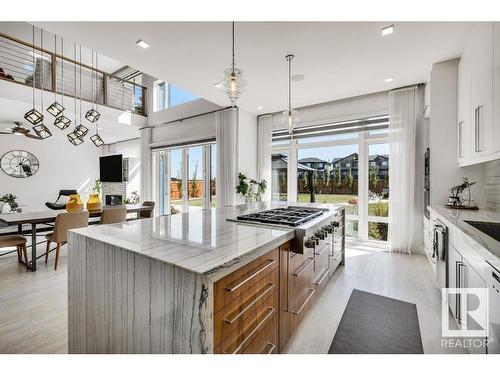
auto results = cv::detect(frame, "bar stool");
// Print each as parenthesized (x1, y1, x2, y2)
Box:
(0, 235, 28, 269)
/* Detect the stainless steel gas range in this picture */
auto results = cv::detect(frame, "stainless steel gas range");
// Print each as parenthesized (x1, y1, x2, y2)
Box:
(227, 206, 344, 255)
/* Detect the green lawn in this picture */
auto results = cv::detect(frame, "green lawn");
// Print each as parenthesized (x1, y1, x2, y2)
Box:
(171, 198, 217, 208)
(296, 193, 388, 216)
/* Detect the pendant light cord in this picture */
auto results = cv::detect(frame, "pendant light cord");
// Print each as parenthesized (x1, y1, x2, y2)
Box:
(79, 45, 82, 123)
(32, 25, 35, 109)
(54, 34, 57, 101)
(74, 43, 77, 126)
(40, 28, 43, 114)
(61, 36, 64, 109)
(91, 50, 94, 110)
(288, 57, 291, 113)
(232, 22, 235, 71)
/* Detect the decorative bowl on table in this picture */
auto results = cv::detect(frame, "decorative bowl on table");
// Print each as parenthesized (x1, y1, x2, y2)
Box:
(66, 194, 84, 212)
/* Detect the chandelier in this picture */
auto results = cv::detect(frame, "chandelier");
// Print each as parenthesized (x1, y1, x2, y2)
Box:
(219, 22, 246, 106)
(281, 54, 299, 134)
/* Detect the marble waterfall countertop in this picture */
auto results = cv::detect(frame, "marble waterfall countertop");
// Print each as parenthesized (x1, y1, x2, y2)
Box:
(429, 205, 500, 268)
(70, 202, 344, 281)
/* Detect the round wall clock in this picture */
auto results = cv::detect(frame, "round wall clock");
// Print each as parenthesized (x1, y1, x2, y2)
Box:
(1, 150, 39, 178)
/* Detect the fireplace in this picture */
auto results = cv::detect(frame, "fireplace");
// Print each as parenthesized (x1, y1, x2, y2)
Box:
(105, 194, 123, 206)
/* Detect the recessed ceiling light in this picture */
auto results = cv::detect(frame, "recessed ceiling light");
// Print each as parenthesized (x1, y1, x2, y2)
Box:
(213, 82, 223, 89)
(136, 39, 150, 49)
(385, 76, 394, 82)
(292, 74, 305, 82)
(256, 106, 263, 110)
(381, 25, 394, 36)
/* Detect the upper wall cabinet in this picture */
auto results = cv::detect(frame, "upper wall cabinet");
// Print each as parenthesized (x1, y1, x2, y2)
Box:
(458, 22, 499, 167)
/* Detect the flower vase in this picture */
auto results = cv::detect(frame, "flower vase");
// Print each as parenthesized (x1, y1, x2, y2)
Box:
(86, 193, 102, 211)
(66, 194, 84, 212)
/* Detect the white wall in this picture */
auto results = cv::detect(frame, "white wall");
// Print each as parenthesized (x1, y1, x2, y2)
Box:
(237, 108, 258, 179)
(0, 133, 100, 212)
(430, 59, 485, 208)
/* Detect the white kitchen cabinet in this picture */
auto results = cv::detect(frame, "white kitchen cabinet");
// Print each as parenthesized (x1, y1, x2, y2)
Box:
(458, 22, 499, 166)
(493, 22, 500, 153)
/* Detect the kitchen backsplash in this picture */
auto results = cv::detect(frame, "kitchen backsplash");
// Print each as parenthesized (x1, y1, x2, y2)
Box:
(486, 160, 500, 212)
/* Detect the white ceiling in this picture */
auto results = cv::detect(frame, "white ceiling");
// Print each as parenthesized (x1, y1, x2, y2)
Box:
(36, 22, 480, 115)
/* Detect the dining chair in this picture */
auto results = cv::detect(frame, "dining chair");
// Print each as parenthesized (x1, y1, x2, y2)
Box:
(100, 206, 127, 224)
(45, 211, 89, 270)
(139, 201, 155, 219)
(0, 235, 28, 270)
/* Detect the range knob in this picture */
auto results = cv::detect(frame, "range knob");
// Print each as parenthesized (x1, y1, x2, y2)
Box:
(331, 221, 340, 228)
(315, 231, 325, 240)
(323, 225, 333, 234)
(310, 235, 320, 245)
(304, 238, 316, 248)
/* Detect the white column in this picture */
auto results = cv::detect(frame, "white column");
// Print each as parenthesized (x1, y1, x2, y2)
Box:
(216, 107, 238, 207)
(257, 114, 273, 202)
(140, 127, 153, 201)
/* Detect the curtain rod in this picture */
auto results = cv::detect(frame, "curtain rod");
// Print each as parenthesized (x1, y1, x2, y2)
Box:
(104, 136, 140, 146)
(147, 106, 235, 128)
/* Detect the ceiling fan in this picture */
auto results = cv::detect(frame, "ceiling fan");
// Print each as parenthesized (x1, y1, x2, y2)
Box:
(0, 121, 41, 139)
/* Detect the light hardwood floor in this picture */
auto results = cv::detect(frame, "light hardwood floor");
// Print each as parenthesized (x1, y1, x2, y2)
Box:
(0, 240, 457, 354)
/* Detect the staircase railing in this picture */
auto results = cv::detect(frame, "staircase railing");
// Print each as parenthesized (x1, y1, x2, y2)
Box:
(0, 32, 146, 116)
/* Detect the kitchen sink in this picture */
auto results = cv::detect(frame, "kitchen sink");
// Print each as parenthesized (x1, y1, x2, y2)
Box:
(464, 220, 500, 242)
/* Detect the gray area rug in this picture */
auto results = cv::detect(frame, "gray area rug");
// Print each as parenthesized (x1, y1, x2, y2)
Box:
(328, 289, 424, 354)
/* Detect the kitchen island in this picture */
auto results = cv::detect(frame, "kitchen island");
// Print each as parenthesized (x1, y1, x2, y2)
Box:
(67, 202, 345, 354)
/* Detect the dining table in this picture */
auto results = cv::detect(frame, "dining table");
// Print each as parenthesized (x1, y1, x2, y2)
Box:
(0, 205, 154, 271)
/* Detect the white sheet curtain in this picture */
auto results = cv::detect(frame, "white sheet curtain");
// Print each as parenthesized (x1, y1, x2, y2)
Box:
(257, 114, 274, 202)
(388, 85, 423, 254)
(216, 107, 238, 207)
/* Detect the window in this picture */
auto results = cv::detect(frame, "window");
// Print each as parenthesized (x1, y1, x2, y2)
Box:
(271, 114, 389, 244)
(188, 146, 203, 212)
(272, 153, 288, 201)
(153, 80, 198, 112)
(170, 148, 183, 214)
(210, 144, 217, 207)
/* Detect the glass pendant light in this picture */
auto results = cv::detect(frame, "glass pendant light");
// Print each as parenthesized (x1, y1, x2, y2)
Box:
(47, 34, 64, 117)
(85, 49, 101, 123)
(90, 51, 104, 147)
(54, 36, 71, 130)
(67, 43, 84, 146)
(32, 28, 52, 139)
(24, 25, 44, 126)
(281, 54, 299, 134)
(218, 22, 246, 106)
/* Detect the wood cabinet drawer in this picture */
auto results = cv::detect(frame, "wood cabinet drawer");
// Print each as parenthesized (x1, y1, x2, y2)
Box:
(289, 254, 315, 315)
(242, 314, 278, 354)
(214, 248, 279, 313)
(213, 268, 279, 348)
(313, 243, 330, 289)
(214, 291, 278, 354)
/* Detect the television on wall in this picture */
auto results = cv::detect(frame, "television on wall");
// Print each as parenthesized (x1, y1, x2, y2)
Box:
(99, 154, 123, 182)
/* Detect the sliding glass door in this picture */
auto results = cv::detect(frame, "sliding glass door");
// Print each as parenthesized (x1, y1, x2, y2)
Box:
(155, 142, 216, 215)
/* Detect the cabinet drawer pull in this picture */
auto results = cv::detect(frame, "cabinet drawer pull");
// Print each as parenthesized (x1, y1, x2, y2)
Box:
(314, 269, 329, 286)
(261, 342, 276, 354)
(224, 283, 275, 324)
(224, 259, 276, 292)
(229, 307, 275, 354)
(315, 242, 329, 256)
(292, 258, 313, 277)
(290, 288, 315, 315)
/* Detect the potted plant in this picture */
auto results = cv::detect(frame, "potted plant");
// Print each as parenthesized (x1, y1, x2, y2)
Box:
(449, 177, 477, 207)
(0, 193, 18, 213)
(236, 173, 267, 203)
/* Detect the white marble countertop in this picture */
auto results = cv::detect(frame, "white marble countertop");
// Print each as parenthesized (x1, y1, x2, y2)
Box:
(429, 205, 500, 268)
(70, 202, 344, 280)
